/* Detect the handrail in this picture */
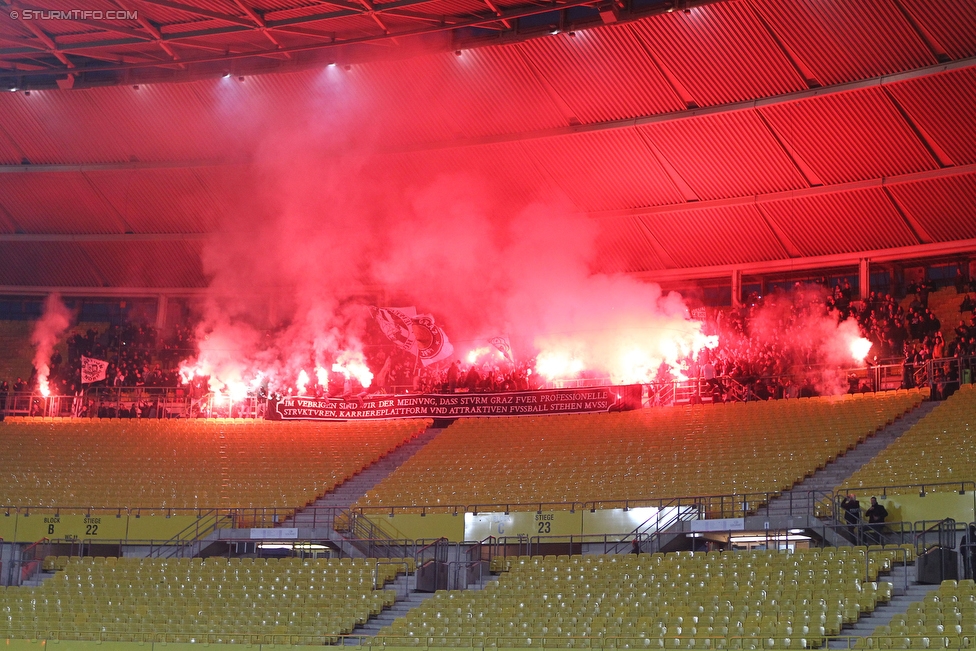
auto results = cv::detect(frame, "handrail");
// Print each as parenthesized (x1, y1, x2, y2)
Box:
(836, 480, 976, 498)
(0, 478, 964, 533)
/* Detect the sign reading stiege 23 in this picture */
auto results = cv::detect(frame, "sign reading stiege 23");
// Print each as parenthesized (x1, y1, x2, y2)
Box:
(268, 385, 641, 421)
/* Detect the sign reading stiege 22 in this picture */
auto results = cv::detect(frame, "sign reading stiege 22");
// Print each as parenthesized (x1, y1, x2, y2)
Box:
(268, 385, 641, 421)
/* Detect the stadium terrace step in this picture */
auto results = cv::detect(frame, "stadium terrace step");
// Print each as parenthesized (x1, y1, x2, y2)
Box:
(760, 400, 939, 520)
(347, 575, 440, 642)
(827, 564, 931, 649)
(281, 425, 445, 545)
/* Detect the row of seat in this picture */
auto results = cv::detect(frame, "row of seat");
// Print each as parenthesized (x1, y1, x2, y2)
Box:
(841, 385, 975, 495)
(862, 580, 976, 650)
(0, 555, 403, 644)
(0, 418, 431, 511)
(358, 391, 925, 513)
(374, 550, 895, 648)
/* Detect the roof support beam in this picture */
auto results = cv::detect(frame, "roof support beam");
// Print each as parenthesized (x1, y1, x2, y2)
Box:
(591, 163, 976, 220)
(0, 285, 209, 297)
(0, 233, 209, 241)
(635, 238, 976, 284)
(403, 56, 976, 154)
(17, 17, 74, 68)
(230, 0, 293, 59)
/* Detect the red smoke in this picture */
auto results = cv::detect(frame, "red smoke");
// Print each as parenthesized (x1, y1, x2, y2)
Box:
(183, 75, 714, 393)
(31, 293, 72, 397)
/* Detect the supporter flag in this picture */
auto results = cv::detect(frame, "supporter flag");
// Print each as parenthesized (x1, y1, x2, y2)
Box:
(413, 314, 453, 366)
(372, 307, 419, 355)
(488, 335, 514, 363)
(80, 356, 109, 384)
(691, 307, 707, 321)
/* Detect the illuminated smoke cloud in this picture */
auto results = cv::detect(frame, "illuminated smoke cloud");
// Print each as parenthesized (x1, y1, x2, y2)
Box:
(723, 285, 874, 395)
(31, 293, 72, 397)
(183, 69, 716, 393)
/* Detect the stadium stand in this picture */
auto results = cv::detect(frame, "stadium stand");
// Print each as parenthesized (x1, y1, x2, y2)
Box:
(839, 385, 976, 496)
(864, 579, 976, 650)
(375, 550, 892, 648)
(356, 391, 926, 514)
(0, 418, 432, 512)
(0, 556, 407, 643)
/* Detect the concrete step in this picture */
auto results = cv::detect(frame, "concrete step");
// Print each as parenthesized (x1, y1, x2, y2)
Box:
(762, 399, 938, 522)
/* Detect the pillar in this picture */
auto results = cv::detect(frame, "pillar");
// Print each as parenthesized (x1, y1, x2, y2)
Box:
(155, 295, 168, 337)
(731, 269, 742, 308)
(859, 258, 870, 301)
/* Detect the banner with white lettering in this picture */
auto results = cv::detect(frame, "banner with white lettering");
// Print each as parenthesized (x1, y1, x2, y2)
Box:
(267, 385, 641, 421)
(80, 356, 109, 384)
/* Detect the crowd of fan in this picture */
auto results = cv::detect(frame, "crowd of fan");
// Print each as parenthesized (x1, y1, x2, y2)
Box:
(0, 323, 198, 411)
(2, 280, 976, 411)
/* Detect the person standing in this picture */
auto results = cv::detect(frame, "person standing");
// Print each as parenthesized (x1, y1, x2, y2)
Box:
(865, 497, 888, 545)
(841, 494, 861, 541)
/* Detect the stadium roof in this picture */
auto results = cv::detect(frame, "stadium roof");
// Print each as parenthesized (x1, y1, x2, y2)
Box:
(1, 0, 975, 293)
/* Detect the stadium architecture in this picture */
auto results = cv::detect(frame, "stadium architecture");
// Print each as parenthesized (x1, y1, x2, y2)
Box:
(1, 0, 976, 648)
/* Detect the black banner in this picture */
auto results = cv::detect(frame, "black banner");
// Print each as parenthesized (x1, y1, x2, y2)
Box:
(268, 385, 641, 421)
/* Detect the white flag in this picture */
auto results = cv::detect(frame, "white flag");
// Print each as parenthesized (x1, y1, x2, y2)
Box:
(488, 335, 514, 362)
(413, 314, 453, 366)
(80, 356, 109, 384)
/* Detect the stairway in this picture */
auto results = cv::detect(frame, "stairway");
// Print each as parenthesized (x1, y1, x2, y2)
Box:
(761, 400, 939, 520)
(347, 569, 500, 643)
(828, 564, 935, 648)
(274, 425, 445, 557)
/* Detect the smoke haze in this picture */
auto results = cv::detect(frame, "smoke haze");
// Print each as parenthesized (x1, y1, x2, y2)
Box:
(31, 293, 72, 396)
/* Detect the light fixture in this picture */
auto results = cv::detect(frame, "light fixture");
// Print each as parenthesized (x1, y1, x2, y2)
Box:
(23, 90, 30, 96)
(222, 72, 231, 78)
(327, 62, 336, 67)
(132, 85, 139, 90)
(237, 76, 245, 82)
(549, 26, 559, 34)
(568, 31, 576, 36)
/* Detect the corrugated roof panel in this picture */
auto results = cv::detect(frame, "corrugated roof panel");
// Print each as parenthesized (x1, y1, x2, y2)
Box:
(341, 56, 473, 148)
(638, 109, 808, 201)
(630, 2, 807, 107)
(901, 0, 976, 60)
(749, 0, 936, 86)
(886, 67, 976, 166)
(0, 242, 106, 286)
(80, 241, 208, 287)
(367, 141, 562, 209)
(0, 91, 110, 164)
(593, 216, 667, 273)
(0, 80, 257, 164)
(431, 45, 570, 139)
(515, 25, 684, 124)
(82, 168, 233, 234)
(0, 134, 21, 164)
(639, 204, 787, 267)
(519, 128, 686, 212)
(886, 172, 976, 243)
(759, 187, 918, 257)
(0, 173, 125, 234)
(759, 86, 938, 185)
(343, 46, 568, 146)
